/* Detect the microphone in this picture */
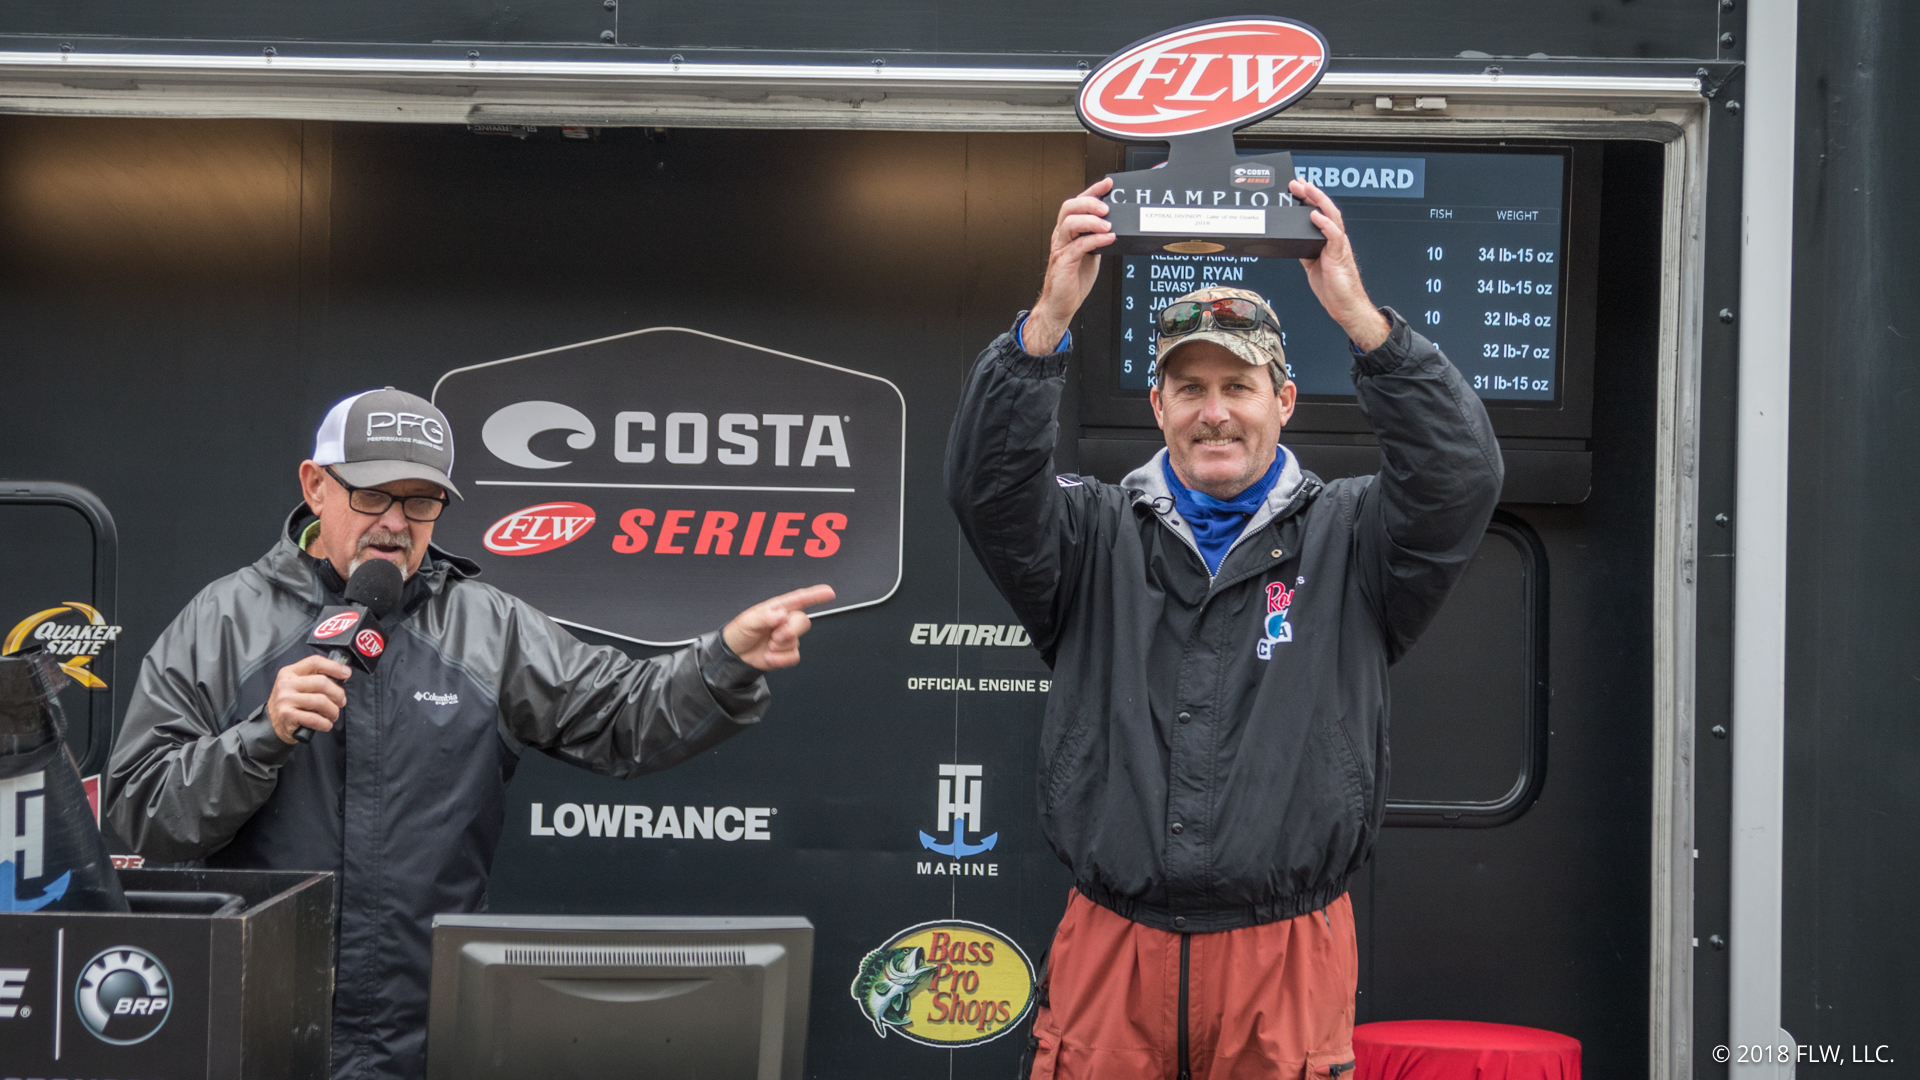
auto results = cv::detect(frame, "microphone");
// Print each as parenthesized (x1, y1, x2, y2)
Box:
(295, 558, 405, 743)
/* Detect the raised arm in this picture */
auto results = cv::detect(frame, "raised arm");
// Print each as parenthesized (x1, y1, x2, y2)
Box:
(945, 181, 1116, 656)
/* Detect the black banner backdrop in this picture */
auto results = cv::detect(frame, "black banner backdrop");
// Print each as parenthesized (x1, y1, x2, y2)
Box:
(433, 328, 905, 644)
(0, 119, 1666, 1078)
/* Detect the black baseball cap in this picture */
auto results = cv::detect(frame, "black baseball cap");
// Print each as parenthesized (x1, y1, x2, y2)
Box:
(311, 387, 463, 499)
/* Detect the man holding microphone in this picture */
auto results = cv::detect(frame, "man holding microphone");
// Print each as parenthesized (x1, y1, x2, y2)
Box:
(946, 177, 1503, 1079)
(107, 386, 832, 1080)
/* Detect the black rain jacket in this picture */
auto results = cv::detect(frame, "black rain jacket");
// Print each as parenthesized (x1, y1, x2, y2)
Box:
(945, 308, 1502, 933)
(106, 506, 769, 1080)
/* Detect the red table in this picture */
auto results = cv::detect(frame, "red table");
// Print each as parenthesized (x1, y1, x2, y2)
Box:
(1353, 1020, 1582, 1080)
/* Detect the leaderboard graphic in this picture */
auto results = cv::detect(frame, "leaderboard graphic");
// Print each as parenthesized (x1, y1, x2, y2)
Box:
(1116, 147, 1569, 400)
(434, 328, 906, 645)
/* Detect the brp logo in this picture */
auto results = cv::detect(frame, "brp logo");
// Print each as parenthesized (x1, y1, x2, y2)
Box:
(1076, 18, 1329, 140)
(483, 502, 598, 556)
(312, 613, 358, 639)
(75, 946, 171, 1045)
(354, 628, 385, 658)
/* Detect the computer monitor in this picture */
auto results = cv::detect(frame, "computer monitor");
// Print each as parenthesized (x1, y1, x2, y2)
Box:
(426, 914, 813, 1080)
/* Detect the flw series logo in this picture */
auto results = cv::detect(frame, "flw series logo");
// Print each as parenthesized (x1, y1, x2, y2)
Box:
(483, 501, 596, 555)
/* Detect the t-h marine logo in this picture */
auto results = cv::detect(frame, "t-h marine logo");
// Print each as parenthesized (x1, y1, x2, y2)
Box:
(1, 771, 68, 913)
(918, 765, 998, 869)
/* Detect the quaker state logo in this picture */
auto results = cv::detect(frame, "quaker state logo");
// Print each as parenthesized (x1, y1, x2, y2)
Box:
(5, 602, 122, 688)
(849, 920, 1035, 1048)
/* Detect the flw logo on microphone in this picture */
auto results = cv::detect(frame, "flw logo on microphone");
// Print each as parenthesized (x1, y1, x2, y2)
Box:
(311, 612, 359, 639)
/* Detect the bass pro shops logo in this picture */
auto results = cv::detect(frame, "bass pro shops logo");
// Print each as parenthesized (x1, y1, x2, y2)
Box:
(436, 327, 904, 645)
(1075, 18, 1329, 141)
(1257, 579, 1298, 660)
(75, 946, 172, 1045)
(5, 602, 121, 689)
(851, 921, 1035, 1048)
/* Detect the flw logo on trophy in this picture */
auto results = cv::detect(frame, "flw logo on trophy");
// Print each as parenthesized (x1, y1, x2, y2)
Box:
(1076, 17, 1331, 258)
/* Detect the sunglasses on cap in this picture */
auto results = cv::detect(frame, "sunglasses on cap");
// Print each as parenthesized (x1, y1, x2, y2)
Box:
(1156, 297, 1282, 338)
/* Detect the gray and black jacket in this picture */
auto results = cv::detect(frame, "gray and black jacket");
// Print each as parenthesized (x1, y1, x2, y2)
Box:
(106, 507, 769, 1080)
(945, 308, 1502, 934)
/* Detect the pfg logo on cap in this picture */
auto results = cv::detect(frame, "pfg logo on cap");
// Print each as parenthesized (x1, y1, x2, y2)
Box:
(75, 946, 171, 1045)
(1075, 17, 1329, 141)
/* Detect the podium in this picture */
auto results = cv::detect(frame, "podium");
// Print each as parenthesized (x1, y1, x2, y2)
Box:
(0, 867, 335, 1079)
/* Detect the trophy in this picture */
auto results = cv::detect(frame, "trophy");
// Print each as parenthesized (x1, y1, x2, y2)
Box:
(1076, 17, 1330, 258)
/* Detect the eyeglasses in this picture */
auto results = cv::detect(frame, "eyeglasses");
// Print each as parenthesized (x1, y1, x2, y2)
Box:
(325, 466, 449, 522)
(1156, 297, 1282, 338)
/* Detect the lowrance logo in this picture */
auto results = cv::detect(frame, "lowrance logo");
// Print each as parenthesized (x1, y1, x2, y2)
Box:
(530, 802, 774, 841)
(0, 967, 28, 1018)
(484, 502, 597, 555)
(1076, 18, 1329, 140)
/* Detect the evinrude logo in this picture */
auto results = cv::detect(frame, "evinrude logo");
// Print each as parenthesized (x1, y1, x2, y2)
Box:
(75, 946, 171, 1045)
(917, 765, 998, 872)
(5, 602, 121, 689)
(907, 623, 1032, 647)
(1, 771, 67, 913)
(1076, 18, 1329, 140)
(851, 921, 1035, 1047)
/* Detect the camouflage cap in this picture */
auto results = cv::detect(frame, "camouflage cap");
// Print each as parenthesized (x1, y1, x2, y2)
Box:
(1154, 286, 1287, 376)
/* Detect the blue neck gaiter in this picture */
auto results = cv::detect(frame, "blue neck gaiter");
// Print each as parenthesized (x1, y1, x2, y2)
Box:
(1162, 450, 1285, 575)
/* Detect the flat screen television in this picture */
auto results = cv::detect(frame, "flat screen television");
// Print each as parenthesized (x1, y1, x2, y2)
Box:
(426, 914, 813, 1080)
(1079, 138, 1601, 441)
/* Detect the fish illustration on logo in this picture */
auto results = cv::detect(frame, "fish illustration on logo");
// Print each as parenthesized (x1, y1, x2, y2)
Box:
(1257, 580, 1295, 660)
(851, 945, 938, 1038)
